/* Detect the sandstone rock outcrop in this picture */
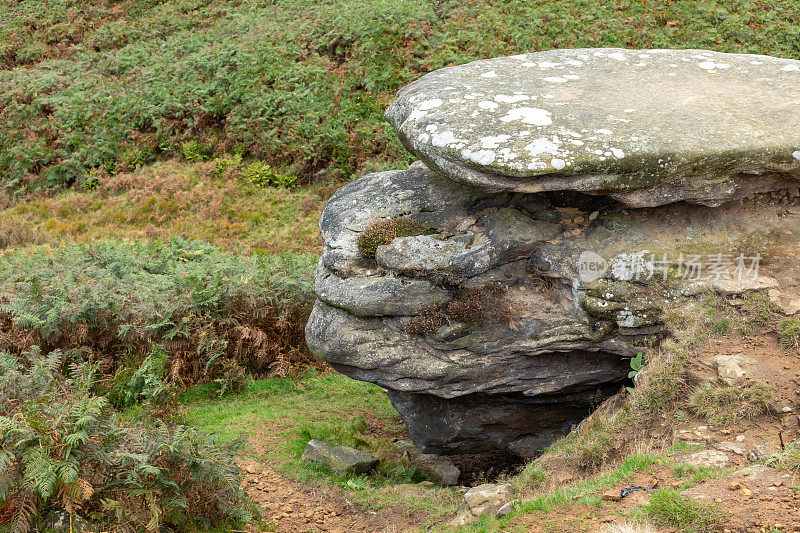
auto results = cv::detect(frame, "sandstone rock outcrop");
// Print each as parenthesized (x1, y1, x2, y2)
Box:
(386, 49, 800, 207)
(306, 49, 800, 459)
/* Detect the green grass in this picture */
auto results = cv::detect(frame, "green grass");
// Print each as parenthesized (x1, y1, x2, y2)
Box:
(637, 488, 726, 532)
(5, 0, 800, 193)
(179, 370, 462, 520)
(779, 318, 800, 350)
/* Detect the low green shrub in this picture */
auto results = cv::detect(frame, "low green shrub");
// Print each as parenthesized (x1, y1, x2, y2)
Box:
(213, 153, 243, 179)
(0, 239, 317, 390)
(241, 162, 297, 189)
(356, 217, 426, 258)
(180, 140, 214, 163)
(0, 347, 254, 531)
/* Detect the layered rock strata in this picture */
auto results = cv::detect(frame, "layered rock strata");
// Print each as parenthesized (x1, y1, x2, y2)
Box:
(306, 49, 800, 457)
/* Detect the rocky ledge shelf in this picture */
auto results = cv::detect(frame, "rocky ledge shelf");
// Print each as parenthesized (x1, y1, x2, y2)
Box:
(306, 49, 800, 458)
(386, 48, 800, 207)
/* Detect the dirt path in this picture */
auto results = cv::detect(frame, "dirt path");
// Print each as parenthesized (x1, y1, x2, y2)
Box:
(239, 458, 433, 533)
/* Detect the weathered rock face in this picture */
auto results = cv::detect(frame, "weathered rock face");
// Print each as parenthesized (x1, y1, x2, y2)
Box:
(306, 49, 800, 458)
(386, 49, 800, 207)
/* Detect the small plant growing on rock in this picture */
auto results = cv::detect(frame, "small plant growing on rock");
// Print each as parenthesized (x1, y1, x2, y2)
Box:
(446, 287, 507, 326)
(405, 304, 446, 334)
(356, 217, 426, 258)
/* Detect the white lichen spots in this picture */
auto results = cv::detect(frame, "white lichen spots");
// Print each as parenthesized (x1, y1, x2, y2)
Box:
(564, 59, 584, 67)
(537, 61, 560, 69)
(563, 74, 580, 80)
(425, 124, 438, 132)
(480, 134, 511, 149)
(595, 129, 613, 135)
(697, 61, 729, 70)
(608, 52, 627, 61)
(481, 70, 499, 78)
(623, 108, 636, 113)
(611, 148, 625, 159)
(593, 149, 604, 155)
(418, 133, 430, 143)
(551, 158, 567, 170)
(431, 131, 461, 148)
(750, 60, 764, 65)
(569, 139, 585, 146)
(418, 98, 443, 111)
(463, 149, 496, 165)
(519, 130, 531, 137)
(478, 100, 499, 110)
(543, 76, 569, 83)
(781, 64, 800, 72)
(792, 150, 800, 160)
(527, 161, 548, 170)
(525, 137, 561, 156)
(494, 94, 530, 104)
(500, 107, 553, 126)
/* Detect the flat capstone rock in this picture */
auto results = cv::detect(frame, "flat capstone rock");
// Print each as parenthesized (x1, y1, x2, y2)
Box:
(386, 48, 800, 207)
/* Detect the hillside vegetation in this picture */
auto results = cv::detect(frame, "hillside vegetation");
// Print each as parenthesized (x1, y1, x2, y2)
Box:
(5, 0, 800, 531)
(3, 0, 800, 194)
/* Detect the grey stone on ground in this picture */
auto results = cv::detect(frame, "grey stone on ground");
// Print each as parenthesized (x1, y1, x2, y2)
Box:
(301, 439, 378, 474)
(450, 483, 511, 526)
(681, 449, 731, 469)
(394, 440, 460, 486)
(716, 441, 750, 456)
(386, 48, 800, 207)
(44, 511, 98, 533)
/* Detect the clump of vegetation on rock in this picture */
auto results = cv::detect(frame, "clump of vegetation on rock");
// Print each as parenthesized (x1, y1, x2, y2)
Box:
(446, 287, 506, 326)
(0, 347, 254, 532)
(356, 217, 426, 258)
(406, 287, 508, 334)
(405, 304, 447, 335)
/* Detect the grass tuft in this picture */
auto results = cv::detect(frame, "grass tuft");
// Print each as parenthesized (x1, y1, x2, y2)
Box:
(688, 382, 774, 425)
(639, 488, 726, 532)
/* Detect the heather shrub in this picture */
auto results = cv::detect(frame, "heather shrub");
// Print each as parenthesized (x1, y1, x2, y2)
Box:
(0, 239, 317, 389)
(405, 304, 446, 335)
(356, 217, 426, 258)
(0, 347, 254, 531)
(405, 287, 508, 334)
(446, 287, 506, 326)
